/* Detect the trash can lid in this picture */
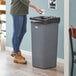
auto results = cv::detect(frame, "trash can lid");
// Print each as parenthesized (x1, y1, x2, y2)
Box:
(30, 16, 60, 24)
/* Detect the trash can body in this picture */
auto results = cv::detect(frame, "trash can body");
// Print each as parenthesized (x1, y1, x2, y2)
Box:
(30, 16, 60, 69)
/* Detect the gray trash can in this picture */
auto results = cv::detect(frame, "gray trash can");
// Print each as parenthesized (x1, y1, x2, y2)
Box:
(30, 16, 60, 69)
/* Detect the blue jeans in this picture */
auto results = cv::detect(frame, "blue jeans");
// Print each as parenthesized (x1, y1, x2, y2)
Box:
(12, 15, 27, 53)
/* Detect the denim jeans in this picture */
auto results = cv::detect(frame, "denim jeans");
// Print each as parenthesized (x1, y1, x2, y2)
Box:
(12, 15, 27, 53)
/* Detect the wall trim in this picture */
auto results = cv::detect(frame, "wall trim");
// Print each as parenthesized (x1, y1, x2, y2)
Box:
(6, 46, 64, 67)
(64, 0, 70, 76)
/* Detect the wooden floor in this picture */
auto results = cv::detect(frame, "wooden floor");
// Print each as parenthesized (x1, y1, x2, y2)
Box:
(0, 51, 64, 76)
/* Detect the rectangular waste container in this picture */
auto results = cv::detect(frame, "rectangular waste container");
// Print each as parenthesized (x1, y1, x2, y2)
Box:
(30, 16, 60, 69)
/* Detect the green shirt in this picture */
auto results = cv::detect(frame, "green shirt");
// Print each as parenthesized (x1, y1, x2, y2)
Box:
(10, 0, 30, 16)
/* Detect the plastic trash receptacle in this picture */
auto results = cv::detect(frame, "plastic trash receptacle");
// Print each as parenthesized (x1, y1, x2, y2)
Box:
(30, 16, 60, 69)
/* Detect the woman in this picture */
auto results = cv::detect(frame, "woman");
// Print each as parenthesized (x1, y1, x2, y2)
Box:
(10, 0, 43, 64)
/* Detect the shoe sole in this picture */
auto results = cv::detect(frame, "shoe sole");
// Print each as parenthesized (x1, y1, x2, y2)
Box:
(11, 54, 15, 57)
(14, 60, 27, 64)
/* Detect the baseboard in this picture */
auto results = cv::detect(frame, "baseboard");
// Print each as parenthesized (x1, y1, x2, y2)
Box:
(6, 46, 64, 67)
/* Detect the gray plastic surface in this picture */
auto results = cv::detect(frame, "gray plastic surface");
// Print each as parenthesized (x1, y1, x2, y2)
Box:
(30, 16, 60, 24)
(31, 22, 59, 69)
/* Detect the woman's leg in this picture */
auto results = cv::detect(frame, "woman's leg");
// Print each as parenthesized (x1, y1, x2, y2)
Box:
(12, 15, 27, 53)
(19, 15, 27, 45)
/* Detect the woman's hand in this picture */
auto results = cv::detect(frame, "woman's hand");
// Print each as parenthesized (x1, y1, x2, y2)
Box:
(34, 6, 43, 14)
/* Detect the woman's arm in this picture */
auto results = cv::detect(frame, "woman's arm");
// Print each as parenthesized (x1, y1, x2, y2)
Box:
(29, 2, 43, 14)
